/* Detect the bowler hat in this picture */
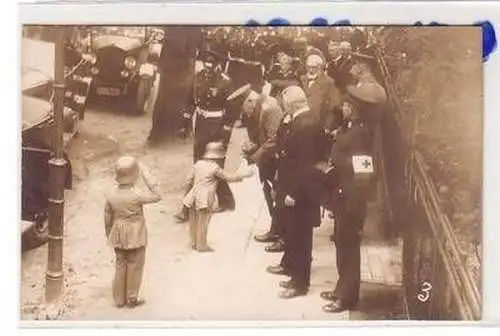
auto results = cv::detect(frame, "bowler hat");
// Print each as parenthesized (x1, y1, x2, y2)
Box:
(203, 142, 226, 160)
(346, 78, 387, 104)
(115, 156, 140, 186)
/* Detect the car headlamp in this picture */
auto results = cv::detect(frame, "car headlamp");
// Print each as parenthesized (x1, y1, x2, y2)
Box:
(124, 56, 137, 69)
(82, 52, 97, 65)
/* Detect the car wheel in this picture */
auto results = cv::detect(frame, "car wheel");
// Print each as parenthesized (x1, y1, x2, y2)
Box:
(22, 213, 49, 251)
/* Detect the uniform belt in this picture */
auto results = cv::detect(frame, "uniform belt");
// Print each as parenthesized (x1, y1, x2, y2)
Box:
(196, 107, 224, 118)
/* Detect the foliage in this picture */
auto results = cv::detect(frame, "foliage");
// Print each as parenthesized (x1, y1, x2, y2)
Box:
(380, 27, 483, 284)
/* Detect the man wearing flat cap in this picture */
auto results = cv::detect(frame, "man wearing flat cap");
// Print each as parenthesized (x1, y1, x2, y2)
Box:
(174, 45, 238, 222)
(227, 83, 285, 252)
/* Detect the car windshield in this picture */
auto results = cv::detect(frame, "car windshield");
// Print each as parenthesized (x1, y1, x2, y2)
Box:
(92, 26, 146, 40)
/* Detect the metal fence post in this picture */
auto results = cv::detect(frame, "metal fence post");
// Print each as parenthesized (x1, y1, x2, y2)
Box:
(45, 26, 67, 302)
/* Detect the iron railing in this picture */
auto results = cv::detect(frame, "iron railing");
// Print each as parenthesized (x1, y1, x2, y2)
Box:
(374, 47, 481, 320)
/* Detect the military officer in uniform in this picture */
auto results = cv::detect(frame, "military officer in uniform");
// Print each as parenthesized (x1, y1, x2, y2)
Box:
(320, 94, 375, 313)
(174, 46, 237, 223)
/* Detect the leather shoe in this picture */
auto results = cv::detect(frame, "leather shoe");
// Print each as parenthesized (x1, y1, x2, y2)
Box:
(197, 246, 214, 253)
(266, 264, 289, 275)
(278, 288, 307, 299)
(174, 212, 187, 223)
(322, 299, 353, 313)
(254, 232, 279, 243)
(126, 298, 146, 308)
(279, 279, 295, 289)
(265, 239, 285, 253)
(320, 290, 337, 301)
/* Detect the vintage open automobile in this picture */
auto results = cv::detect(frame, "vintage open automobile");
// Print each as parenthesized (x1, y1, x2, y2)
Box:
(21, 37, 92, 250)
(85, 26, 163, 114)
(22, 26, 94, 119)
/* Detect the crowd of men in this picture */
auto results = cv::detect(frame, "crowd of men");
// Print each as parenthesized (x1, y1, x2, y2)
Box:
(175, 27, 387, 314)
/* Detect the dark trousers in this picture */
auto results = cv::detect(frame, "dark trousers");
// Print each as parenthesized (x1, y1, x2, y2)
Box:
(257, 160, 278, 234)
(332, 190, 368, 306)
(278, 196, 317, 290)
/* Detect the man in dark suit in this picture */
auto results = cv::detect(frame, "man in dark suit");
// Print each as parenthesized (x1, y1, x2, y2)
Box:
(266, 86, 322, 299)
(320, 99, 375, 313)
(300, 54, 343, 160)
(226, 83, 285, 252)
(326, 41, 357, 94)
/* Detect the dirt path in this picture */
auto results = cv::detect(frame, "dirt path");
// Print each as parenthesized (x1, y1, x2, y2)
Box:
(20, 101, 407, 322)
(20, 107, 350, 322)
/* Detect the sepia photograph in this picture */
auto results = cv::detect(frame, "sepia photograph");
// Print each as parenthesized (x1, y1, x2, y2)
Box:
(19, 25, 482, 322)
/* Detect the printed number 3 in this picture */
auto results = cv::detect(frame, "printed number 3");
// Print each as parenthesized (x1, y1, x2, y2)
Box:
(417, 281, 432, 303)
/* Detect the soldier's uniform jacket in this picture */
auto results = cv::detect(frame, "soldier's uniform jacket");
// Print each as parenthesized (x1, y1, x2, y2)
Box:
(329, 120, 373, 212)
(184, 67, 233, 123)
(182, 67, 237, 145)
(266, 63, 301, 98)
(104, 186, 160, 250)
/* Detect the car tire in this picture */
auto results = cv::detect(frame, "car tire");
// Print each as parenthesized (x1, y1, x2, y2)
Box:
(22, 212, 49, 251)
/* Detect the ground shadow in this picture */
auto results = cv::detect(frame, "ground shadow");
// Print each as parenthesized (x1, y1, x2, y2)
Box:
(350, 283, 407, 320)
